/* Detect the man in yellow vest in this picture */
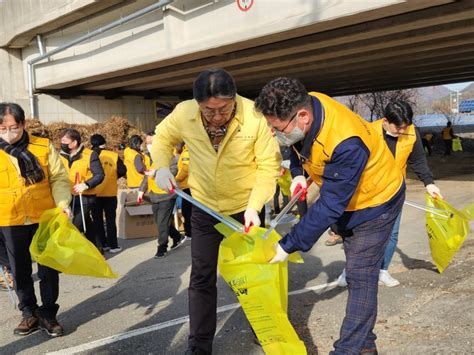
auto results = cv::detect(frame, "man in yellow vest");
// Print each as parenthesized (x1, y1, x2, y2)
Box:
(422, 131, 433, 156)
(337, 100, 442, 288)
(90, 134, 127, 253)
(60, 129, 104, 249)
(254, 77, 405, 355)
(138, 132, 183, 259)
(151, 69, 281, 354)
(441, 121, 456, 155)
(0, 102, 71, 337)
(124, 135, 150, 189)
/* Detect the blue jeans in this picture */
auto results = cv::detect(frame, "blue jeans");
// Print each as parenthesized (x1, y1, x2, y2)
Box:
(381, 210, 403, 270)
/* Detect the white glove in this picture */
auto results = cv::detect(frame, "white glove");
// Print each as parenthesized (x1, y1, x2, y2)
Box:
(154, 167, 176, 193)
(269, 243, 289, 264)
(73, 183, 89, 194)
(281, 160, 290, 170)
(137, 191, 145, 204)
(290, 175, 307, 198)
(244, 208, 261, 233)
(426, 184, 442, 199)
(144, 169, 156, 177)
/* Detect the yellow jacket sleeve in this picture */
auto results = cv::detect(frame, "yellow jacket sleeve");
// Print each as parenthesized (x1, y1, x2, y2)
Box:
(247, 120, 281, 212)
(47, 142, 72, 209)
(152, 111, 183, 170)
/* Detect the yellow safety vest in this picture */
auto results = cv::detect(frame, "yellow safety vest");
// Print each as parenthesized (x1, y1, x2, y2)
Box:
(0, 135, 56, 226)
(144, 154, 166, 194)
(95, 149, 118, 197)
(371, 119, 416, 177)
(60, 148, 96, 195)
(442, 127, 453, 140)
(124, 147, 145, 188)
(302, 92, 403, 211)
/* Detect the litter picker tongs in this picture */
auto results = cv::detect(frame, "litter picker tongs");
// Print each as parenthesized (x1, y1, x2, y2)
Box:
(172, 187, 244, 233)
(260, 187, 304, 239)
(404, 200, 453, 219)
(172, 186, 304, 237)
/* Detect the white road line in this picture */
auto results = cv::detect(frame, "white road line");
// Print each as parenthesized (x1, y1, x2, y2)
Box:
(48, 281, 338, 354)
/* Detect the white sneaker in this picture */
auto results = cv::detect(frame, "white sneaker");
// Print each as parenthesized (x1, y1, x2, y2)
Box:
(109, 246, 122, 254)
(337, 269, 347, 287)
(379, 270, 400, 287)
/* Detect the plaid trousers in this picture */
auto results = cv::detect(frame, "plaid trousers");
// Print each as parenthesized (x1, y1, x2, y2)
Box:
(333, 194, 404, 354)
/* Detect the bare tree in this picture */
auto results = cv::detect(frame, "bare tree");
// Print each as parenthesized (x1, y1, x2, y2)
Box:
(432, 99, 460, 127)
(357, 89, 418, 121)
(347, 94, 362, 112)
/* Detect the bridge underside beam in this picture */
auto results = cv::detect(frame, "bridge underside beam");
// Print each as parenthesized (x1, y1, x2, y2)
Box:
(38, 1, 474, 100)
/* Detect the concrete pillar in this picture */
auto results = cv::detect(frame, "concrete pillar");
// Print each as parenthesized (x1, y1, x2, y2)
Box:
(0, 48, 30, 114)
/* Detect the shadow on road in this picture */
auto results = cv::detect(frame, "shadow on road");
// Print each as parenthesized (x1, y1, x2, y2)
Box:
(396, 247, 437, 272)
(0, 243, 191, 354)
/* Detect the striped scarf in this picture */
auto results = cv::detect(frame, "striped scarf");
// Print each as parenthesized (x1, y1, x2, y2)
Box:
(0, 131, 45, 186)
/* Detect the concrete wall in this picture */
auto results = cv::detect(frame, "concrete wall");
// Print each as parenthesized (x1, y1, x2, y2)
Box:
(0, 47, 158, 129)
(36, 94, 158, 132)
(0, 0, 123, 47)
(0, 47, 158, 132)
(0, 0, 156, 127)
(0, 48, 28, 107)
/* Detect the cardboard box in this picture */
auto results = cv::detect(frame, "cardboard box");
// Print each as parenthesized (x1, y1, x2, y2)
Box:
(117, 189, 157, 239)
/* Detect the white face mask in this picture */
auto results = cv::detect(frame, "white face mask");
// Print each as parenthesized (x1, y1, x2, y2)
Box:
(382, 120, 403, 138)
(385, 130, 399, 138)
(146, 144, 152, 153)
(0, 131, 20, 144)
(274, 117, 306, 146)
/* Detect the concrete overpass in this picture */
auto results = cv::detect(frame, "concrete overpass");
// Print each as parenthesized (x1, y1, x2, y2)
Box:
(1, 0, 473, 126)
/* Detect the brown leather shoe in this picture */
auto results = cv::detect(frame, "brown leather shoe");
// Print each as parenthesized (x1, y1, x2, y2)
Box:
(325, 231, 343, 246)
(13, 316, 39, 336)
(0, 277, 8, 290)
(39, 317, 64, 337)
(0, 267, 14, 290)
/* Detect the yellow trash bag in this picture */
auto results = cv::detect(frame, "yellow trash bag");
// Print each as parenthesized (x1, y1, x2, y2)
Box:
(461, 203, 474, 220)
(452, 137, 463, 152)
(217, 224, 306, 354)
(30, 208, 118, 278)
(276, 169, 292, 197)
(425, 195, 470, 273)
